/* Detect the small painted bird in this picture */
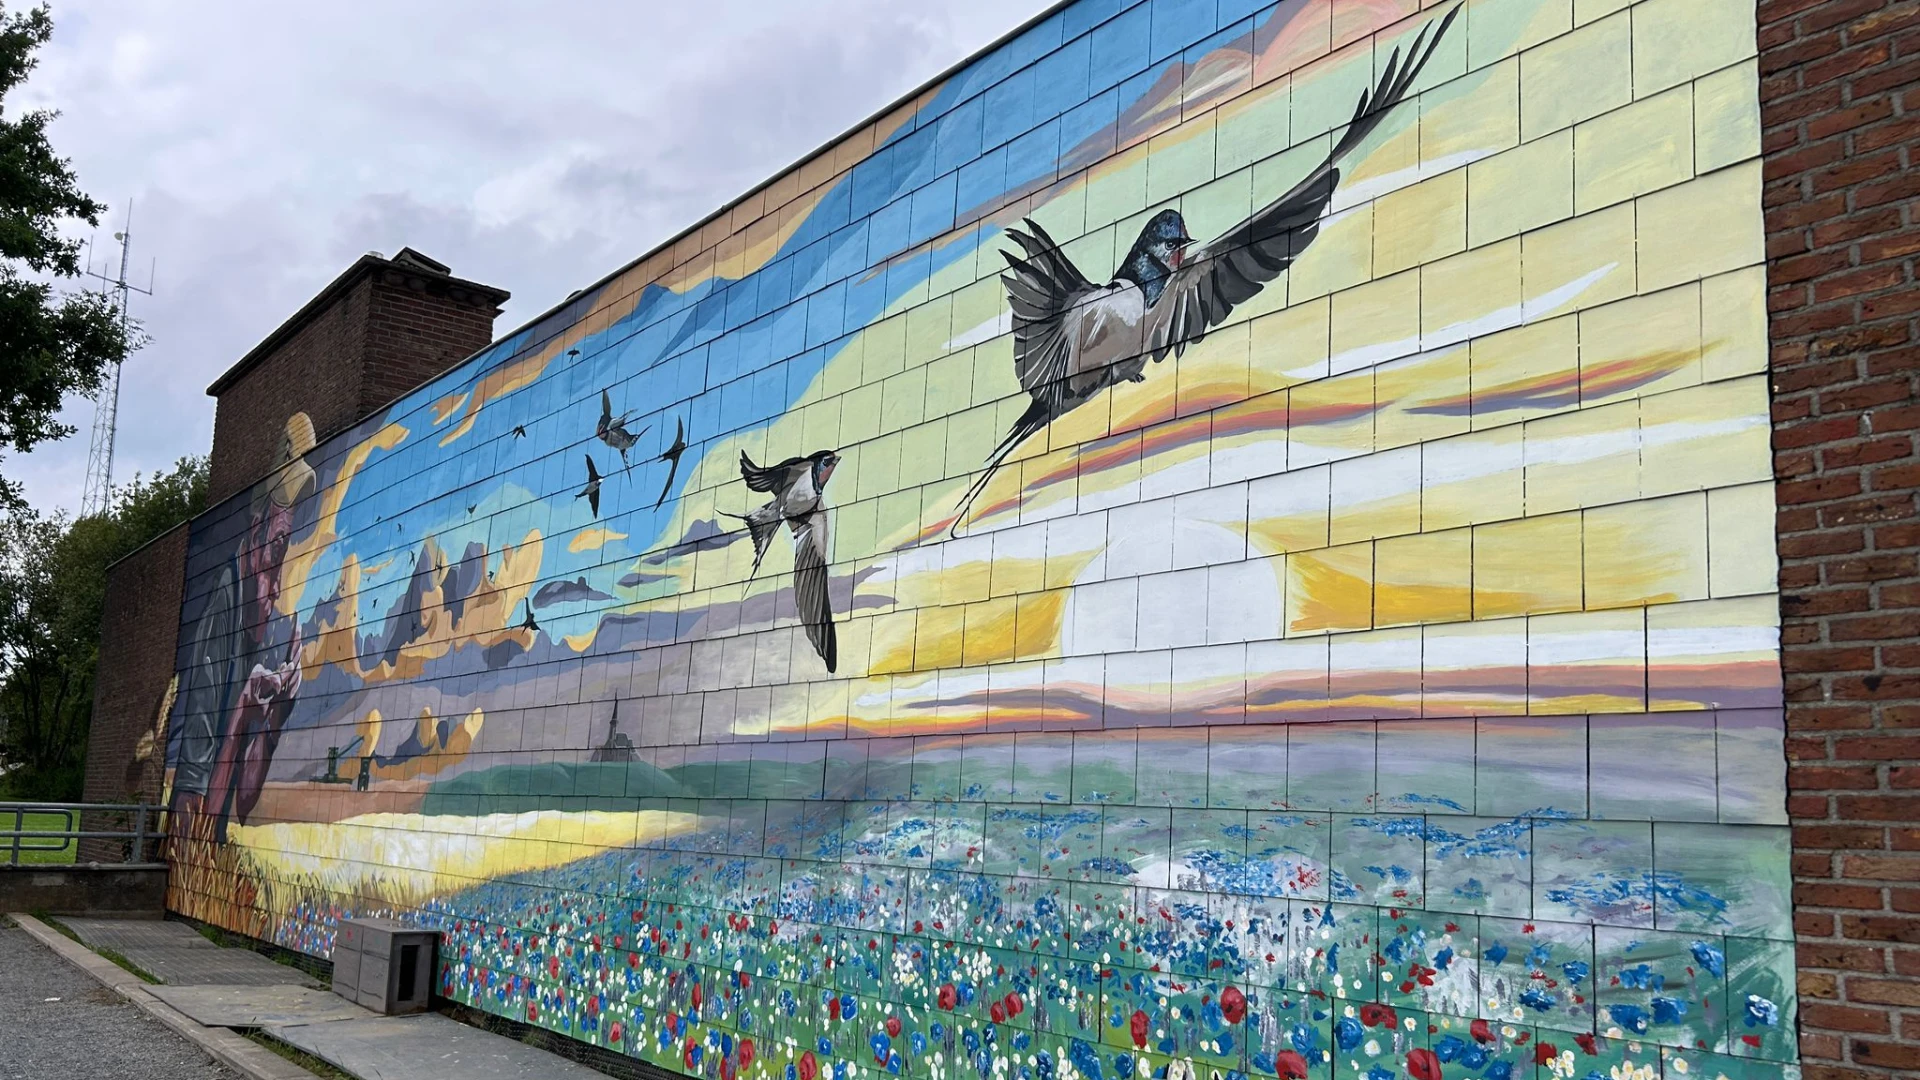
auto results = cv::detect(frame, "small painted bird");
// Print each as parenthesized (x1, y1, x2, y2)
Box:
(577, 455, 604, 517)
(653, 417, 690, 510)
(730, 449, 840, 672)
(596, 389, 647, 471)
(512, 424, 528, 439)
(949, 5, 1458, 536)
(519, 599, 539, 633)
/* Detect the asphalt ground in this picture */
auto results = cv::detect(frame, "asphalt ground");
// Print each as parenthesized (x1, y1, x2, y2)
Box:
(0, 917, 244, 1080)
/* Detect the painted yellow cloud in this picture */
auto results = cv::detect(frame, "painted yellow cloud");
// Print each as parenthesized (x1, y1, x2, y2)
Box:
(568, 526, 628, 553)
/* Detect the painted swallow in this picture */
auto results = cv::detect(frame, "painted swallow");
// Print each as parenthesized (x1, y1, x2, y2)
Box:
(512, 424, 527, 439)
(519, 599, 539, 633)
(730, 449, 840, 672)
(577, 455, 604, 517)
(653, 417, 690, 509)
(949, 5, 1458, 536)
(596, 389, 647, 471)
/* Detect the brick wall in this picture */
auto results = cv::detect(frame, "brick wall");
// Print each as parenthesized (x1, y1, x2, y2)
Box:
(358, 267, 504, 413)
(78, 522, 187, 863)
(1762, 0, 1920, 1074)
(205, 256, 507, 505)
(206, 274, 372, 504)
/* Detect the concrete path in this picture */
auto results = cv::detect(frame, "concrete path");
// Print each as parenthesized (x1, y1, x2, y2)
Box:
(276, 1013, 610, 1079)
(14, 913, 610, 1080)
(150, 983, 370, 1027)
(61, 916, 324, 988)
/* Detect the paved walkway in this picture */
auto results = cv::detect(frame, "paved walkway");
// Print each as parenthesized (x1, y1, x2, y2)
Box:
(0, 917, 245, 1080)
(61, 917, 324, 988)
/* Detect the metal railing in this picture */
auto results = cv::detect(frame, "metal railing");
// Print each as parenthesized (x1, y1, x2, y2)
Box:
(1, 802, 166, 867)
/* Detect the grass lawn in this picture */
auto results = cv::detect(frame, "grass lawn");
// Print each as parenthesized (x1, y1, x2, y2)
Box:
(5, 810, 76, 865)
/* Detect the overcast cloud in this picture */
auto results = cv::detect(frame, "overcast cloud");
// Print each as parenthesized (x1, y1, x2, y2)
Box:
(11, 0, 1044, 515)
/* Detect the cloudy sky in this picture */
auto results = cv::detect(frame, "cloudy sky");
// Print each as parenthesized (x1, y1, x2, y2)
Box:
(10, 0, 1045, 515)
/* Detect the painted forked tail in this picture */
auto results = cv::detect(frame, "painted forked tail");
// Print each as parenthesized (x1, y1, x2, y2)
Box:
(717, 507, 782, 575)
(947, 397, 1050, 540)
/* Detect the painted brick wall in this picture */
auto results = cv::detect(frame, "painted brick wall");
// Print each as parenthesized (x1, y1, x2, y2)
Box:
(86, 254, 504, 853)
(157, 2, 1799, 1078)
(78, 522, 187, 863)
(1761, 0, 1920, 1074)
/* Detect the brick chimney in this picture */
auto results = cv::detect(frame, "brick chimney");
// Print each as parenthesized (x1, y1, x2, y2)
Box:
(204, 247, 510, 504)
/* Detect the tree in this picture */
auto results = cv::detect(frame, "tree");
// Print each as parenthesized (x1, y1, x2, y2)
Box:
(0, 456, 205, 798)
(0, 3, 132, 506)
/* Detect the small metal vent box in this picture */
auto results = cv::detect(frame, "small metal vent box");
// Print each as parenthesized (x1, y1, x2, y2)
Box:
(330, 917, 437, 1014)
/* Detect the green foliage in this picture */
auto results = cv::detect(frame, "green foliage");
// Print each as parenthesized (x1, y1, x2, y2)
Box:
(0, 456, 207, 798)
(0, 3, 133, 505)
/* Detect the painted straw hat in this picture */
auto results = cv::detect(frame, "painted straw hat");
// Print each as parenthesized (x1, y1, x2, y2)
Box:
(256, 411, 319, 514)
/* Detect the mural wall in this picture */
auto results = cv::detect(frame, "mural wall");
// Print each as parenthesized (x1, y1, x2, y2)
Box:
(164, 1, 1790, 1077)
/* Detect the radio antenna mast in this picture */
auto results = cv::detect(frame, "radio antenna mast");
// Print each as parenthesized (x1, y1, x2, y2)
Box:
(80, 200, 155, 517)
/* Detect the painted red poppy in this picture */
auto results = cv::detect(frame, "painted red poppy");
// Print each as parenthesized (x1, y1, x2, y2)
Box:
(799, 1050, 818, 1080)
(1405, 1047, 1443, 1080)
(1533, 1042, 1559, 1066)
(1130, 1009, 1151, 1049)
(938, 984, 958, 1010)
(886, 1016, 902, 1038)
(739, 1039, 755, 1068)
(1360, 1003, 1398, 1028)
(1470, 1018, 1493, 1044)
(1275, 1050, 1310, 1079)
(1220, 986, 1246, 1024)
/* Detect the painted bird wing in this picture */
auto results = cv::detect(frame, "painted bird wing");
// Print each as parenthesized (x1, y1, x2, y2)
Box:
(599, 389, 613, 433)
(1143, 5, 1459, 363)
(738, 451, 790, 493)
(999, 217, 1106, 416)
(584, 454, 601, 482)
(790, 507, 836, 673)
(655, 453, 681, 509)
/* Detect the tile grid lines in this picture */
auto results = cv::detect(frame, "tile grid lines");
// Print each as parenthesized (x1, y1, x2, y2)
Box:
(166, 0, 1795, 1075)
(220, 8, 1758, 545)
(258, 303, 1770, 607)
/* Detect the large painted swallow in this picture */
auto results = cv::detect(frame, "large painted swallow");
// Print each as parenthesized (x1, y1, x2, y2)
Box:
(577, 454, 604, 517)
(732, 449, 840, 672)
(596, 389, 647, 471)
(949, 6, 1458, 536)
(653, 417, 690, 510)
